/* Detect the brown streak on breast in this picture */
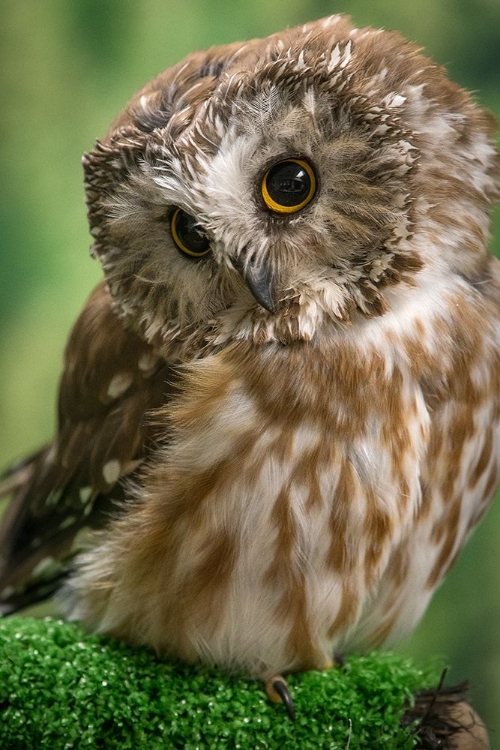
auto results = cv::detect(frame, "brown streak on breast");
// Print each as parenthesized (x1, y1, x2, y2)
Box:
(415, 483, 433, 522)
(369, 611, 398, 647)
(302, 448, 324, 511)
(327, 582, 359, 639)
(121, 435, 256, 650)
(363, 486, 394, 587)
(179, 529, 237, 634)
(235, 340, 377, 437)
(280, 580, 322, 670)
(386, 543, 410, 588)
(284, 444, 326, 512)
(426, 497, 461, 589)
(327, 459, 358, 575)
(467, 427, 493, 491)
(266, 487, 319, 669)
(266, 487, 296, 579)
(441, 405, 478, 504)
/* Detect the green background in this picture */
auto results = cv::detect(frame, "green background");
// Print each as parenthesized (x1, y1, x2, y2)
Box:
(1, 0, 499, 742)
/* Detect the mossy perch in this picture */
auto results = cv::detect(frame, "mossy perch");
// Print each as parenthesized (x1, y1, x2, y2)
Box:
(0, 617, 488, 749)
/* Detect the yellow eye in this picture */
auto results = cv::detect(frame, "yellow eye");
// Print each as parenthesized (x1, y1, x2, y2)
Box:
(170, 208, 211, 258)
(261, 158, 317, 214)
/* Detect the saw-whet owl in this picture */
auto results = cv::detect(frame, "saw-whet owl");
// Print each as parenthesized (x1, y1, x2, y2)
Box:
(1, 14, 499, 715)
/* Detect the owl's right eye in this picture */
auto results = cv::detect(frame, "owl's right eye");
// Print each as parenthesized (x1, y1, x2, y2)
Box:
(170, 208, 211, 259)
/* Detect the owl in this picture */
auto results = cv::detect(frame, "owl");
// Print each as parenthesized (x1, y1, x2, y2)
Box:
(1, 15, 499, 718)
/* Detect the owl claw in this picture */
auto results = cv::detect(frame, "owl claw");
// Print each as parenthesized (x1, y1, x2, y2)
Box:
(265, 675, 296, 721)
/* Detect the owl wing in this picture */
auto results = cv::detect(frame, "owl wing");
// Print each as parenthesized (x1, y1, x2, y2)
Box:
(0, 282, 178, 612)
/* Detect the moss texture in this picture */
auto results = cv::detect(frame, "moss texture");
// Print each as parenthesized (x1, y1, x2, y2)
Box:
(0, 616, 441, 749)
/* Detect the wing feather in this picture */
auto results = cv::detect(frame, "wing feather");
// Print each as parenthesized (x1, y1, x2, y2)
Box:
(0, 282, 178, 611)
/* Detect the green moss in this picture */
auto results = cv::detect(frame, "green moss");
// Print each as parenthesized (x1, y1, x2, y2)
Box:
(0, 617, 440, 749)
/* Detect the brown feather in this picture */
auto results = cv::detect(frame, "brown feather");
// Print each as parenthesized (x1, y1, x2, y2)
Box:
(0, 282, 178, 611)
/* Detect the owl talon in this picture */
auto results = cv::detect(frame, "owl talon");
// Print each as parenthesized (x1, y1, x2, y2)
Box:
(265, 675, 295, 721)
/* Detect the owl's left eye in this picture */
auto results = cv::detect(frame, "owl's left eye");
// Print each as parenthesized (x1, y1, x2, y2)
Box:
(170, 208, 211, 258)
(261, 158, 317, 214)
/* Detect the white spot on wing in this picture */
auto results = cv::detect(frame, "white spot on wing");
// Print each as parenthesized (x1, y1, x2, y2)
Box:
(59, 516, 77, 530)
(138, 352, 159, 372)
(45, 488, 64, 507)
(107, 372, 134, 399)
(32, 557, 63, 579)
(79, 486, 93, 503)
(102, 460, 121, 485)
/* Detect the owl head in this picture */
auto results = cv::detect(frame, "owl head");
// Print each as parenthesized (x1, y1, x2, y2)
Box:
(83, 15, 499, 354)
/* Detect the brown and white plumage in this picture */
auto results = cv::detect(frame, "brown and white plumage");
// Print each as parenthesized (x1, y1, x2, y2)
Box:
(1, 14, 499, 709)
(0, 282, 176, 608)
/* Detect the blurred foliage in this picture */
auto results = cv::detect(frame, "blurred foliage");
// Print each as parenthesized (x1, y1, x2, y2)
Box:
(0, 0, 499, 742)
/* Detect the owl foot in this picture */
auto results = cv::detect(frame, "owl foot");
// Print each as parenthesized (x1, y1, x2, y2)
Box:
(265, 675, 295, 721)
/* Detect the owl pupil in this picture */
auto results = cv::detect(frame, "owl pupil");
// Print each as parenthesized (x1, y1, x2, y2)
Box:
(261, 158, 317, 214)
(267, 165, 310, 205)
(170, 208, 211, 258)
(175, 212, 207, 252)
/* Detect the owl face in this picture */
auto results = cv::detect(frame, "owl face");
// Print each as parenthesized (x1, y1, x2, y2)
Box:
(84, 15, 498, 351)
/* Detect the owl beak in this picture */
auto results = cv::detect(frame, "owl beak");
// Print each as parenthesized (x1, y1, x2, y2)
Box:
(232, 255, 277, 313)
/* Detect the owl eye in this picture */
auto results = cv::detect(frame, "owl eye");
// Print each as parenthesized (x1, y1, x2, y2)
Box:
(261, 158, 317, 214)
(170, 208, 211, 258)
